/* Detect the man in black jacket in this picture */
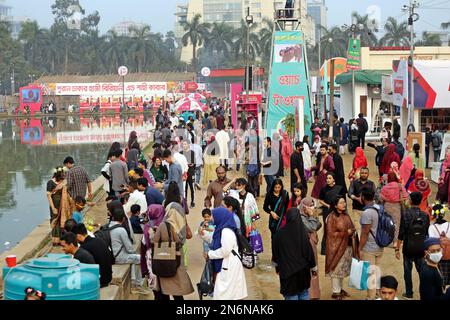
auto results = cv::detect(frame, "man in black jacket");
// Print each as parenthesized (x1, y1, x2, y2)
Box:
(356, 113, 369, 149)
(395, 192, 430, 300)
(74, 223, 113, 288)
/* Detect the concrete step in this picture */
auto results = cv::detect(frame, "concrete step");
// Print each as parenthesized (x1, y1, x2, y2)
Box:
(100, 284, 121, 300)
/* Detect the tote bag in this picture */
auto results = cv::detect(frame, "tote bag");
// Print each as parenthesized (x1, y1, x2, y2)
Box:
(349, 258, 370, 290)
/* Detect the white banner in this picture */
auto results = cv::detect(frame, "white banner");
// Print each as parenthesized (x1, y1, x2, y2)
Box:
(381, 75, 393, 104)
(56, 129, 152, 145)
(414, 60, 450, 109)
(54, 82, 167, 97)
(392, 60, 408, 107)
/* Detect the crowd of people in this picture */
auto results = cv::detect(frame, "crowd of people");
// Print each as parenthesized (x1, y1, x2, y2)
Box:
(43, 100, 450, 301)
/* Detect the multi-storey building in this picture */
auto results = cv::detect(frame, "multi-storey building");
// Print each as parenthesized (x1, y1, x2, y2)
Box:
(176, 0, 316, 63)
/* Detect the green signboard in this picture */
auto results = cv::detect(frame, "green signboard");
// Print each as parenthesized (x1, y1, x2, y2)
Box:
(266, 31, 312, 139)
(346, 38, 361, 70)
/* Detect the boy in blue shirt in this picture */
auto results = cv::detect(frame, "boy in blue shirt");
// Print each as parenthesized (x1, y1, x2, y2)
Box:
(72, 196, 86, 224)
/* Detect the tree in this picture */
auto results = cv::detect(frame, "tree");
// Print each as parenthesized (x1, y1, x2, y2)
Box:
(380, 17, 410, 46)
(181, 14, 210, 72)
(259, 18, 274, 63)
(19, 21, 45, 66)
(104, 30, 124, 73)
(319, 26, 347, 60)
(416, 32, 442, 47)
(204, 22, 233, 58)
(350, 12, 379, 47)
(232, 19, 261, 63)
(128, 24, 155, 73)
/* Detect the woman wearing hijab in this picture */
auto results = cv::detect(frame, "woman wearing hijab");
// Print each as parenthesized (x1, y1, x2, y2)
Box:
(399, 155, 414, 188)
(299, 197, 322, 299)
(325, 197, 356, 300)
(273, 208, 317, 300)
(380, 144, 401, 176)
(408, 170, 431, 215)
(206, 207, 248, 300)
(428, 204, 450, 285)
(348, 147, 368, 181)
(380, 172, 409, 246)
(140, 204, 165, 291)
(153, 183, 194, 300)
(437, 153, 450, 204)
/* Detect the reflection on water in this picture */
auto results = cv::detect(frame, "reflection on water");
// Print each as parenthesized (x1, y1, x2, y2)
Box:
(0, 115, 154, 254)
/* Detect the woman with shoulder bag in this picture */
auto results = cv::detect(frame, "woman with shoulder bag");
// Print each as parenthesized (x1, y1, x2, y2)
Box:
(153, 182, 194, 300)
(380, 172, 409, 246)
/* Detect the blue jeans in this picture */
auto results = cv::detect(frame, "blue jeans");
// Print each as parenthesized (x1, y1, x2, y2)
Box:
(403, 255, 424, 296)
(264, 175, 275, 193)
(284, 289, 309, 301)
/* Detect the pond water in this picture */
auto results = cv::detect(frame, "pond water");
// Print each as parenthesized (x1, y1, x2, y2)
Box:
(0, 114, 154, 254)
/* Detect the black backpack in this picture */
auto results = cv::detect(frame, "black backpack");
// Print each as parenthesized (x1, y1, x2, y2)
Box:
(232, 230, 256, 269)
(94, 223, 124, 264)
(404, 210, 428, 257)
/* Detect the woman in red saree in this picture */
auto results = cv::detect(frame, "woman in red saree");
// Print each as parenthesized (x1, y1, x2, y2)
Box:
(408, 169, 431, 216)
(380, 144, 401, 176)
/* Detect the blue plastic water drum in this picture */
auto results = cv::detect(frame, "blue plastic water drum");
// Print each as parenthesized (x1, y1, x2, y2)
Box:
(2, 253, 100, 300)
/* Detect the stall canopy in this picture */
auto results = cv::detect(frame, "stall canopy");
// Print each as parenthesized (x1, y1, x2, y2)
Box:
(335, 70, 391, 85)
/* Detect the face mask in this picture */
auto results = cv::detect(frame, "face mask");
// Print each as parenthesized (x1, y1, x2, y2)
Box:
(428, 251, 443, 264)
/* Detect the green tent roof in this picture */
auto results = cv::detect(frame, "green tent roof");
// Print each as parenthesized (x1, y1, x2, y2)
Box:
(335, 70, 391, 85)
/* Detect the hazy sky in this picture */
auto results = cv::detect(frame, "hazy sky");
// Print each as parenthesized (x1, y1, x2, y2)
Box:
(3, 0, 450, 36)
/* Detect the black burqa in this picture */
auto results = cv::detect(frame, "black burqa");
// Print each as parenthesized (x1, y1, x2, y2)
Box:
(332, 153, 347, 194)
(273, 208, 316, 296)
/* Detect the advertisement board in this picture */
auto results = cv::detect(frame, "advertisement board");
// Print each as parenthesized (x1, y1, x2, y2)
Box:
(413, 60, 450, 109)
(346, 38, 361, 70)
(266, 31, 312, 138)
(392, 60, 409, 108)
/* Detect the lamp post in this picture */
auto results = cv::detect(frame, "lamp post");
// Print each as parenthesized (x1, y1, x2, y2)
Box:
(403, 1, 419, 129)
(245, 7, 253, 104)
(318, 36, 333, 119)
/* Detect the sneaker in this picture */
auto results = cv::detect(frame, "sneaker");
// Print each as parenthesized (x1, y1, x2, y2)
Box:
(340, 289, 351, 298)
(402, 293, 413, 300)
(190, 202, 195, 208)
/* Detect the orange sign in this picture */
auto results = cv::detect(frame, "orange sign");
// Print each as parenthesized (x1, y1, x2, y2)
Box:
(320, 57, 348, 78)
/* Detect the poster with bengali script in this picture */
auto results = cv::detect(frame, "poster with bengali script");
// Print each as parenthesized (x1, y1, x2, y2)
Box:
(266, 31, 312, 138)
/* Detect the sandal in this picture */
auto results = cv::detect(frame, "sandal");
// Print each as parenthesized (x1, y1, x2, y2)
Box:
(341, 289, 351, 297)
(331, 293, 342, 300)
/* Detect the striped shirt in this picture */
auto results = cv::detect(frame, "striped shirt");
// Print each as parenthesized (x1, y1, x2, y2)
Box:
(67, 166, 91, 199)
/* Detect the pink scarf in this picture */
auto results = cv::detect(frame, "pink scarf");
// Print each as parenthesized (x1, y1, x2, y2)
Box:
(381, 182, 409, 203)
(399, 156, 413, 186)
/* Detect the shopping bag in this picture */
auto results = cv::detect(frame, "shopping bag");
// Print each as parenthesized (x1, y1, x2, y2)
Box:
(197, 260, 214, 300)
(249, 230, 264, 254)
(349, 258, 370, 290)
